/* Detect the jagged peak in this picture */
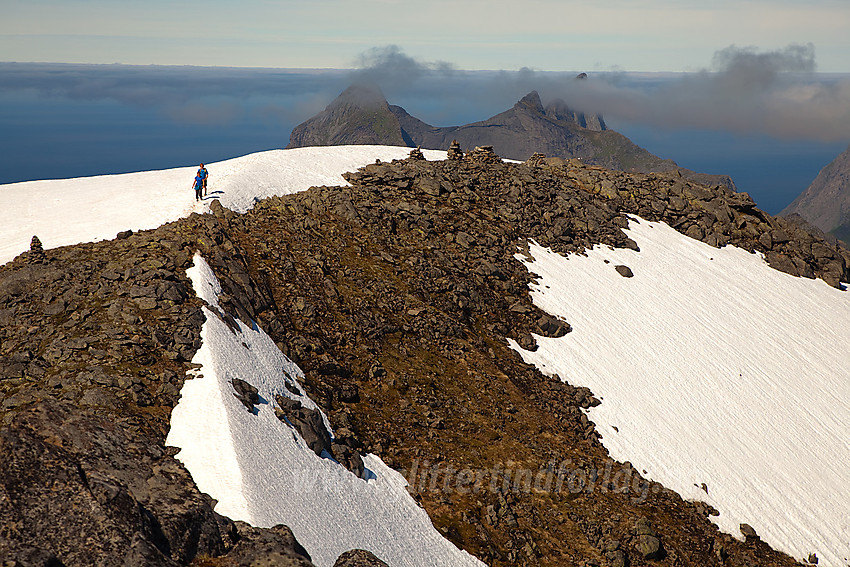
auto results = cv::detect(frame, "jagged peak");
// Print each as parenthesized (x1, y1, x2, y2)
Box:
(515, 91, 545, 114)
(545, 98, 607, 131)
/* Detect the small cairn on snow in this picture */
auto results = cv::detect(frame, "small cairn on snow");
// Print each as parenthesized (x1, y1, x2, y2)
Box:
(446, 139, 463, 161)
(408, 146, 426, 161)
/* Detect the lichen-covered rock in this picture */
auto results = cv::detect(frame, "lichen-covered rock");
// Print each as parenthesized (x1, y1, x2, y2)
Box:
(334, 549, 389, 566)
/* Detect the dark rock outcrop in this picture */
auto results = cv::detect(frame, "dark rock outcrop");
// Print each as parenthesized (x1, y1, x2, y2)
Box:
(275, 395, 332, 457)
(222, 523, 314, 566)
(232, 377, 260, 411)
(274, 394, 366, 478)
(333, 549, 389, 566)
(0, 401, 313, 567)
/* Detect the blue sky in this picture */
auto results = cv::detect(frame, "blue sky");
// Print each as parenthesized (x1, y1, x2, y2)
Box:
(2, 0, 849, 72)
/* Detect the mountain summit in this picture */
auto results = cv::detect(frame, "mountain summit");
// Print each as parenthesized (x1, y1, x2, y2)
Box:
(288, 85, 735, 190)
(287, 83, 408, 148)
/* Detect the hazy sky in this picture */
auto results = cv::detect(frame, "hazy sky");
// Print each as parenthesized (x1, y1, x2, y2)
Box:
(2, 0, 849, 72)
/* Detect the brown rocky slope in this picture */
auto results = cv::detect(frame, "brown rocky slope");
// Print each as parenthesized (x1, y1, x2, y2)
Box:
(2, 146, 847, 566)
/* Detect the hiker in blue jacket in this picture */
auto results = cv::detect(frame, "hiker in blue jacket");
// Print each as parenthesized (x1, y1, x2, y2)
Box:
(192, 174, 204, 201)
(197, 163, 209, 196)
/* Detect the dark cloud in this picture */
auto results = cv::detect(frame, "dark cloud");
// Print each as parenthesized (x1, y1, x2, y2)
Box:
(350, 45, 457, 91)
(343, 44, 850, 142)
(532, 43, 849, 142)
(711, 43, 816, 90)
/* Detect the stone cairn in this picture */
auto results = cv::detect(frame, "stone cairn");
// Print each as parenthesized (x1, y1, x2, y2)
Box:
(27, 235, 47, 264)
(408, 146, 426, 161)
(465, 145, 502, 164)
(525, 152, 548, 167)
(447, 139, 464, 161)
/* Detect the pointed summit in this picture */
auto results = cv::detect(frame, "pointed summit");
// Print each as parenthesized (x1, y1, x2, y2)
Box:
(286, 84, 407, 149)
(516, 91, 545, 114)
(328, 83, 389, 109)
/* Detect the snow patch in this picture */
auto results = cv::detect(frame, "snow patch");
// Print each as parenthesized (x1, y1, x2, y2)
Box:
(511, 217, 850, 566)
(167, 253, 483, 567)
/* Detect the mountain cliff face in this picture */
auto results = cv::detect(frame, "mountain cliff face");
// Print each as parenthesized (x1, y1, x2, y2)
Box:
(288, 87, 736, 191)
(782, 143, 850, 242)
(2, 148, 847, 566)
(287, 84, 408, 148)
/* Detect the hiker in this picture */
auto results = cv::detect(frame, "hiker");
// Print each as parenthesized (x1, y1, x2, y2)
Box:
(192, 174, 204, 201)
(197, 163, 209, 196)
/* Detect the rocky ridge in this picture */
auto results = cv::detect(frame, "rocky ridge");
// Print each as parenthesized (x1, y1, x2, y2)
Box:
(0, 216, 335, 566)
(782, 142, 850, 243)
(2, 146, 847, 566)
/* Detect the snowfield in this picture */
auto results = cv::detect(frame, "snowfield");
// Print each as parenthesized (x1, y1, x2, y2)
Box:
(511, 217, 850, 567)
(167, 253, 484, 567)
(0, 145, 445, 266)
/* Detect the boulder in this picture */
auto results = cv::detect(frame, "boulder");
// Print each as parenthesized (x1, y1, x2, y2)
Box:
(275, 395, 332, 457)
(334, 549, 389, 567)
(740, 523, 759, 540)
(232, 378, 260, 412)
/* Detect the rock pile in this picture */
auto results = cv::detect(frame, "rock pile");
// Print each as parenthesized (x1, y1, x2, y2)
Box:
(447, 139, 463, 161)
(465, 145, 502, 164)
(560, 160, 850, 287)
(408, 146, 426, 161)
(27, 235, 47, 265)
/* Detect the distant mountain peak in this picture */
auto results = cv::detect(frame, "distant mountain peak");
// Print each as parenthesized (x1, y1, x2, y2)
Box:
(331, 83, 388, 108)
(516, 90, 545, 113)
(286, 83, 406, 149)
